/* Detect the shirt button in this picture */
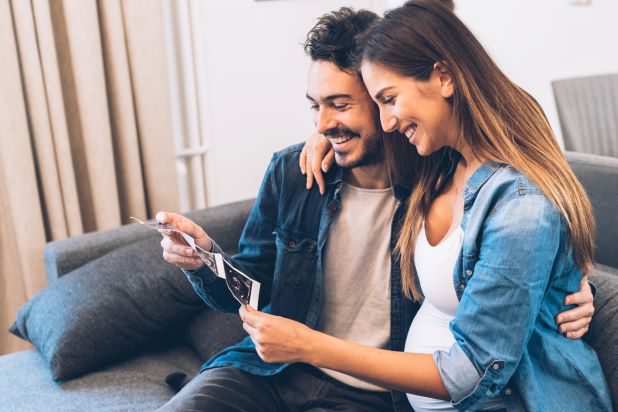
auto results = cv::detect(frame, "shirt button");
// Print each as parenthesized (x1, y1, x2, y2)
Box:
(460, 284, 465, 290)
(465, 269, 473, 276)
(328, 204, 336, 212)
(492, 363, 501, 370)
(505, 388, 512, 395)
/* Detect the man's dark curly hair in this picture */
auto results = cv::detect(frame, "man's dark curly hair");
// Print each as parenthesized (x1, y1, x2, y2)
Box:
(303, 7, 379, 71)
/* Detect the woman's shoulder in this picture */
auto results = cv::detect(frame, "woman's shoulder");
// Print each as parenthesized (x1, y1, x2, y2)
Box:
(474, 163, 560, 222)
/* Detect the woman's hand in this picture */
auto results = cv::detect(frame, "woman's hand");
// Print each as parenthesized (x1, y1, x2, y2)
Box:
(299, 132, 334, 195)
(239, 305, 314, 364)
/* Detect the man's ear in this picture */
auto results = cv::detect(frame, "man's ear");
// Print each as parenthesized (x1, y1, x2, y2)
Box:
(433, 61, 454, 99)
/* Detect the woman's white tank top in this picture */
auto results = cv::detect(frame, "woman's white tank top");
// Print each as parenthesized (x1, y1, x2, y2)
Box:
(404, 224, 504, 411)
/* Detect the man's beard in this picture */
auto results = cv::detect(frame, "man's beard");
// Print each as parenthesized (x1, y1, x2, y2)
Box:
(324, 127, 384, 169)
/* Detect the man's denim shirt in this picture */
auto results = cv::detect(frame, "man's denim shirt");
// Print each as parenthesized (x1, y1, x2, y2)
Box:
(432, 161, 612, 411)
(183, 144, 418, 412)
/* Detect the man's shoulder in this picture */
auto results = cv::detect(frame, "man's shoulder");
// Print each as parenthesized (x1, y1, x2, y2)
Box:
(271, 142, 305, 164)
(266, 142, 329, 202)
(264, 142, 307, 189)
(267, 143, 308, 182)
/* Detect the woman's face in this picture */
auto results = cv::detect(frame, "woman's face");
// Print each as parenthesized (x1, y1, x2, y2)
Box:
(360, 61, 456, 156)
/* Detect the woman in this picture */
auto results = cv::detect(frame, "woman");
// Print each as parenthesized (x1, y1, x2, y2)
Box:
(239, 1, 612, 410)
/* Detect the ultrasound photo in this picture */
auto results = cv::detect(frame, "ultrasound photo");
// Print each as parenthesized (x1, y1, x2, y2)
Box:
(193, 245, 218, 274)
(131, 217, 261, 308)
(191, 251, 260, 309)
(221, 257, 260, 309)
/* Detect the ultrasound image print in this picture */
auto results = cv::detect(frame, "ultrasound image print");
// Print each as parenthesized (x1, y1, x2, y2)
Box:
(131, 217, 177, 234)
(186, 247, 260, 308)
(196, 248, 218, 274)
(225, 264, 250, 302)
(221, 257, 260, 308)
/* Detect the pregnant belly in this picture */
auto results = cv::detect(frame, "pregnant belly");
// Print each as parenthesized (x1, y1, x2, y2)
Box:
(404, 301, 457, 412)
(405, 301, 456, 354)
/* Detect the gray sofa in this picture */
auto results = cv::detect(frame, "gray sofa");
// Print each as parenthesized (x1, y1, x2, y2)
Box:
(1, 151, 616, 411)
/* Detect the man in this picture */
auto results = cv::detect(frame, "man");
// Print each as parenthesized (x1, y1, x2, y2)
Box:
(157, 7, 593, 411)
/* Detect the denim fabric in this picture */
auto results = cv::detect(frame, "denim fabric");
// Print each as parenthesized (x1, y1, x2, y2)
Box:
(434, 162, 612, 411)
(183, 143, 418, 412)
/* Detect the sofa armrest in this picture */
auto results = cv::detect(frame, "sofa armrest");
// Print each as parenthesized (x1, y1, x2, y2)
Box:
(44, 224, 154, 282)
(44, 198, 255, 281)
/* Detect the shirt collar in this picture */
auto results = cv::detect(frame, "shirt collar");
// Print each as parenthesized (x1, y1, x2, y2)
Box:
(463, 160, 505, 203)
(324, 164, 412, 201)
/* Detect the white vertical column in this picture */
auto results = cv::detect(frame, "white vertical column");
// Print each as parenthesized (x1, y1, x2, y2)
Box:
(162, 0, 209, 213)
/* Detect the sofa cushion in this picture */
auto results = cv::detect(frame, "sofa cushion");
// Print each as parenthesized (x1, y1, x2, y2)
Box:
(10, 236, 205, 381)
(0, 345, 201, 412)
(585, 264, 618, 411)
(184, 309, 247, 361)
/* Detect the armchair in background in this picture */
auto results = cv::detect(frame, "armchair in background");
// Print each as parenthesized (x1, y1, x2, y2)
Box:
(552, 73, 618, 157)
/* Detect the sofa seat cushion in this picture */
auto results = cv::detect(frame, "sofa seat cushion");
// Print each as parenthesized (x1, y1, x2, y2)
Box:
(184, 309, 247, 361)
(0, 344, 200, 412)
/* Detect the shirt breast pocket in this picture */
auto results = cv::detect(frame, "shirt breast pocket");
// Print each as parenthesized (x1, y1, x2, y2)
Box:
(273, 227, 317, 288)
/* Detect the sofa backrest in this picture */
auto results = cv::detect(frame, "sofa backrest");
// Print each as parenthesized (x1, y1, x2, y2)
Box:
(565, 151, 618, 270)
(185, 198, 255, 254)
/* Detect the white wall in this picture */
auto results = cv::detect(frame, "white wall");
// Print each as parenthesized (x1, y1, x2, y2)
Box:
(389, 0, 618, 146)
(194, 0, 386, 206)
(196, 0, 618, 206)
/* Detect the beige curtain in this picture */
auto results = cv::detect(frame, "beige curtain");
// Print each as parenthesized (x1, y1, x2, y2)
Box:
(0, 0, 179, 355)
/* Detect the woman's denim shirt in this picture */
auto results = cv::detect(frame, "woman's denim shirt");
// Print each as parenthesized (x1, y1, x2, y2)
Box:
(433, 161, 612, 411)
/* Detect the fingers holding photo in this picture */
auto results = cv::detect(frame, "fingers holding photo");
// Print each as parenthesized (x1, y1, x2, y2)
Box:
(160, 234, 204, 270)
(239, 305, 312, 364)
(156, 211, 213, 251)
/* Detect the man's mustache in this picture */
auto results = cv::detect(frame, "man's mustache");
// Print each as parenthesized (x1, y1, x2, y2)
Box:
(323, 128, 360, 139)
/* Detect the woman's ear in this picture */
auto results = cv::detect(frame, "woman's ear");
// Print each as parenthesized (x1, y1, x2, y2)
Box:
(433, 61, 454, 98)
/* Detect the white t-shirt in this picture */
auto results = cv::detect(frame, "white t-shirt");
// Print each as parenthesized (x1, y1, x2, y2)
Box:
(317, 182, 398, 391)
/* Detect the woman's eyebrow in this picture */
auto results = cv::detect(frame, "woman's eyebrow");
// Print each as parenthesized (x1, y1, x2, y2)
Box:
(374, 86, 394, 101)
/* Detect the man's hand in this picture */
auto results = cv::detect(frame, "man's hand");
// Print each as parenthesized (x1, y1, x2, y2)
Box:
(299, 132, 334, 195)
(156, 211, 212, 271)
(555, 275, 595, 339)
(240, 305, 313, 364)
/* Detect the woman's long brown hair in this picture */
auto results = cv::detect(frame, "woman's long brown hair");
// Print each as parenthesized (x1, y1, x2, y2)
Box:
(362, 0, 595, 300)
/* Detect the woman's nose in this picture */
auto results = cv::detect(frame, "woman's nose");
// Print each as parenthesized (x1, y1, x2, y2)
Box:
(380, 110, 398, 133)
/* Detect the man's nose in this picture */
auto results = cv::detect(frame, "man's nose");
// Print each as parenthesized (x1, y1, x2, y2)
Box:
(316, 109, 337, 134)
(380, 110, 398, 133)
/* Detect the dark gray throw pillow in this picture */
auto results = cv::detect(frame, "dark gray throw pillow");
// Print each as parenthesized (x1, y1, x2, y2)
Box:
(10, 236, 205, 381)
(586, 264, 618, 411)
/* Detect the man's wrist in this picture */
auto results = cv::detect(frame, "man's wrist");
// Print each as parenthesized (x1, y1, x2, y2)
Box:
(303, 328, 326, 366)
